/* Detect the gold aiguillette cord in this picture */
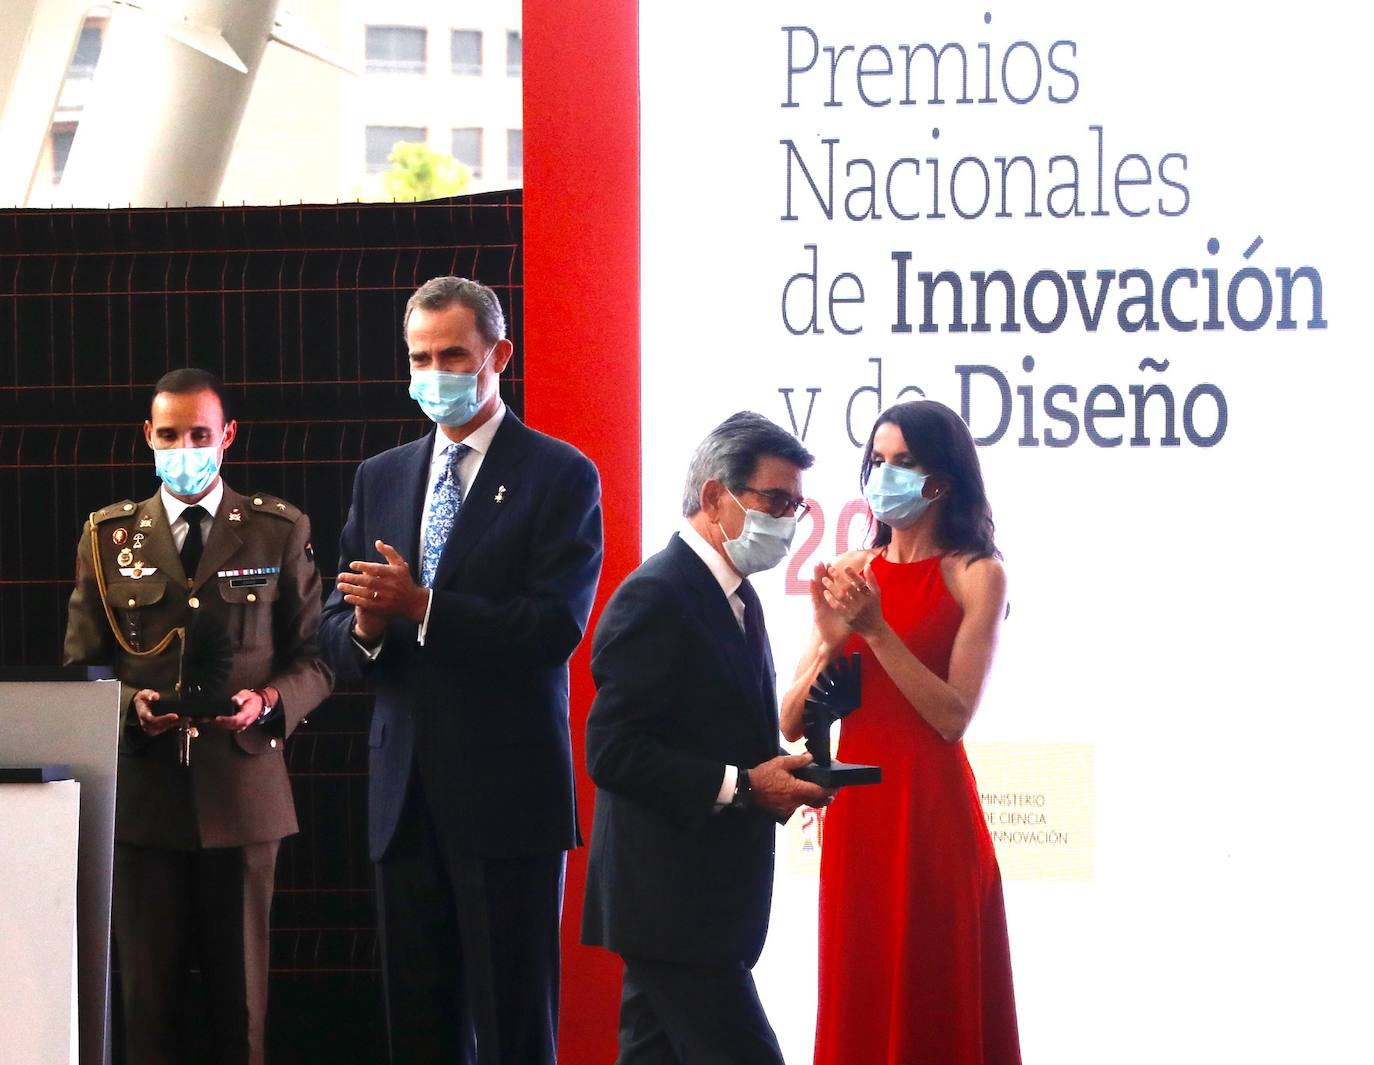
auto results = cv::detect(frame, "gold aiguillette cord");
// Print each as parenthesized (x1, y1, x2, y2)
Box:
(87, 515, 195, 760)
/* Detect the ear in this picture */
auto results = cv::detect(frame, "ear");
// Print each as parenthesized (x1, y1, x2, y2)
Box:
(699, 478, 727, 522)
(219, 419, 238, 453)
(491, 338, 515, 374)
(143, 421, 154, 448)
(924, 475, 951, 500)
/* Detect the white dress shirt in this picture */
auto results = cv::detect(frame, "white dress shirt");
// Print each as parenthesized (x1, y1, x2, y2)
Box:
(417, 402, 506, 557)
(161, 480, 223, 553)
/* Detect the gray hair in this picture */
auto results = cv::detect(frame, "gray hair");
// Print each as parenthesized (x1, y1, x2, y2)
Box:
(403, 276, 507, 345)
(681, 411, 814, 517)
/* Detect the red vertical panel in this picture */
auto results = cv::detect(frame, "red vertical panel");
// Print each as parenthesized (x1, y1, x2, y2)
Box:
(524, 1, 639, 1061)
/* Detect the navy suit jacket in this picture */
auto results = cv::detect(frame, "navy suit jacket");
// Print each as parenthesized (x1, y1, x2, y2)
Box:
(319, 412, 602, 862)
(581, 533, 782, 969)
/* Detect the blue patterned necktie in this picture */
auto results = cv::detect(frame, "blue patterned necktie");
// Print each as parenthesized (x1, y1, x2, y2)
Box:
(420, 442, 469, 587)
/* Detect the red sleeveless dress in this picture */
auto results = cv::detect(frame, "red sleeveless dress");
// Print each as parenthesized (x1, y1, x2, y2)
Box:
(814, 553, 1021, 1065)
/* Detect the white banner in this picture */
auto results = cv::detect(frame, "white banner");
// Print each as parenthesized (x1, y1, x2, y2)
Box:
(641, 3, 1373, 1062)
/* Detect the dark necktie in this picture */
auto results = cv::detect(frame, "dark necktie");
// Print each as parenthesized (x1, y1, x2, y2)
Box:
(180, 504, 206, 582)
(736, 578, 770, 696)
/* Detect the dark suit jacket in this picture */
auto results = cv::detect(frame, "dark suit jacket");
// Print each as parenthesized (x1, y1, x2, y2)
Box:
(581, 533, 782, 969)
(64, 485, 332, 849)
(319, 412, 603, 862)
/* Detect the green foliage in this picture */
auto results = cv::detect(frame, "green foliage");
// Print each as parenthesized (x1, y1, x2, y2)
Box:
(382, 141, 471, 201)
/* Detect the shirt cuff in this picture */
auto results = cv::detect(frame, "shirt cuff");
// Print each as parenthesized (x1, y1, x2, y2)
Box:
(416, 588, 434, 646)
(714, 764, 738, 810)
(352, 633, 384, 661)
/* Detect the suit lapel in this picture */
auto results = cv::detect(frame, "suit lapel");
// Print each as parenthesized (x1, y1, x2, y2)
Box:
(430, 413, 533, 588)
(667, 536, 767, 721)
(193, 486, 245, 591)
(395, 432, 434, 568)
(758, 615, 779, 734)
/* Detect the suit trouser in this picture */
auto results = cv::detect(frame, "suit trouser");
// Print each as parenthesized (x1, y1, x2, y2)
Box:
(112, 838, 280, 1065)
(616, 955, 785, 1065)
(375, 782, 565, 1065)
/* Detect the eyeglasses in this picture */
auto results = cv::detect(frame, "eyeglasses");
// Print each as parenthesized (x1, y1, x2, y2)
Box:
(739, 486, 811, 520)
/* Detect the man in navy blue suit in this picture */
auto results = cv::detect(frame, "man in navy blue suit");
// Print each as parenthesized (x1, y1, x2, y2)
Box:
(319, 276, 602, 1065)
(582, 412, 832, 1065)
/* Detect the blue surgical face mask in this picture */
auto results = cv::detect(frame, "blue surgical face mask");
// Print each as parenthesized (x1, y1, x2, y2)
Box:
(408, 350, 493, 428)
(719, 491, 798, 575)
(864, 463, 932, 529)
(154, 444, 221, 497)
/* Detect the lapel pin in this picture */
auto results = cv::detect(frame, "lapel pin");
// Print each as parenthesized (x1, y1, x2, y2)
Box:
(495, 485, 507, 503)
(117, 548, 134, 567)
(139, 515, 154, 528)
(132, 533, 145, 546)
(112, 528, 128, 546)
(275, 502, 287, 511)
(229, 508, 242, 523)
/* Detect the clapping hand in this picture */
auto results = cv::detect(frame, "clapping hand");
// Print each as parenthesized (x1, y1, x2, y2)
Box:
(822, 563, 883, 637)
(809, 561, 852, 653)
(337, 540, 428, 640)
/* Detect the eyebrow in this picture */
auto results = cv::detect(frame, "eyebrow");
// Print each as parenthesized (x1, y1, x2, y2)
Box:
(410, 345, 473, 358)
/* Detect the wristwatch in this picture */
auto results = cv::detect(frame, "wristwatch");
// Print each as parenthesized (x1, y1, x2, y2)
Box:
(252, 688, 276, 726)
(730, 767, 752, 809)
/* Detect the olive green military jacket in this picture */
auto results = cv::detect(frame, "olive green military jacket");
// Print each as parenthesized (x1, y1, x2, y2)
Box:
(63, 485, 333, 850)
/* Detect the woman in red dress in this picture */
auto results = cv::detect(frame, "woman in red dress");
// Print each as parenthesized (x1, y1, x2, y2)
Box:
(781, 400, 1021, 1065)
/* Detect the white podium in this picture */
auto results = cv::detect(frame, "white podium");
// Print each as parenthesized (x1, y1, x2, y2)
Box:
(0, 779, 81, 1064)
(0, 671, 123, 1065)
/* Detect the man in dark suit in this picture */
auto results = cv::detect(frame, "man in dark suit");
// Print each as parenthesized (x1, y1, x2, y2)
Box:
(582, 411, 833, 1065)
(64, 368, 332, 1065)
(318, 276, 602, 1065)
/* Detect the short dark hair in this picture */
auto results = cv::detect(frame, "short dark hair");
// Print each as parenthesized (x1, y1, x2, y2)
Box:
(403, 276, 507, 345)
(682, 411, 814, 517)
(860, 400, 999, 560)
(151, 368, 231, 424)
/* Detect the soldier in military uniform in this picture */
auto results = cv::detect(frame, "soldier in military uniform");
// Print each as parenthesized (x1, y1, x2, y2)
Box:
(63, 368, 332, 1065)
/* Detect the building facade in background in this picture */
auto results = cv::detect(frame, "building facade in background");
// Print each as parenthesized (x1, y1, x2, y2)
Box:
(31, 0, 521, 204)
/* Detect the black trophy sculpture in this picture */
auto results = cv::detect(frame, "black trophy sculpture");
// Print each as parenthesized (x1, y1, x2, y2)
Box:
(795, 652, 881, 787)
(163, 608, 235, 719)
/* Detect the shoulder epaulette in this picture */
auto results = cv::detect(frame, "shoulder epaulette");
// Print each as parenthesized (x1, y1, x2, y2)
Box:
(247, 493, 302, 522)
(90, 500, 137, 525)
